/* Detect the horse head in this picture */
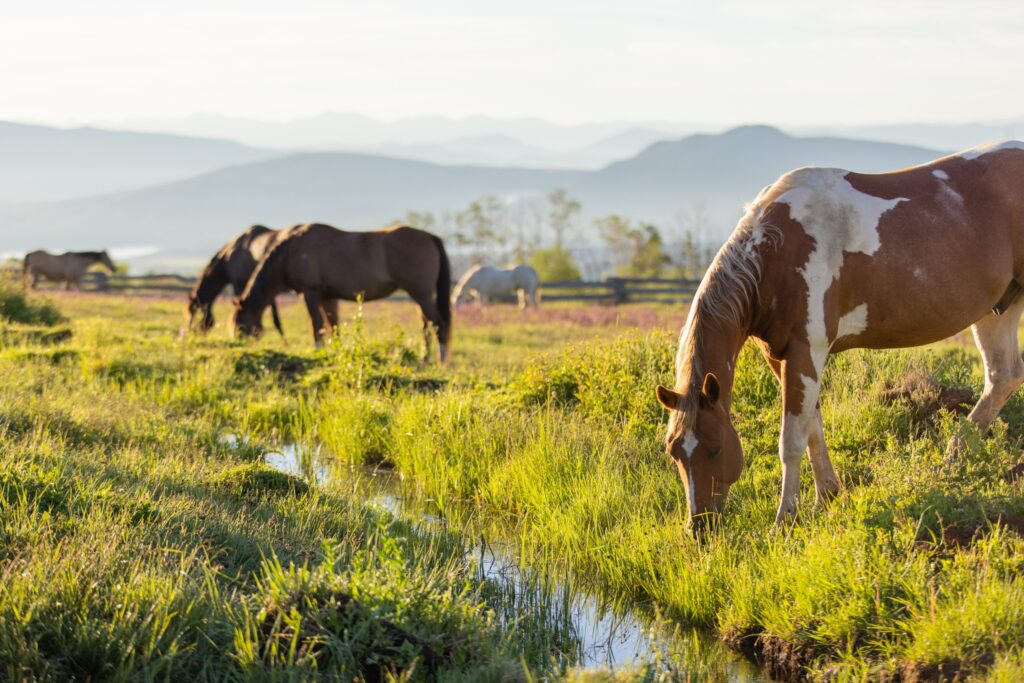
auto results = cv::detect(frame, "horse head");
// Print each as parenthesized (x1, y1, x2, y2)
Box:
(229, 298, 264, 339)
(655, 373, 743, 535)
(185, 297, 215, 334)
(99, 250, 117, 273)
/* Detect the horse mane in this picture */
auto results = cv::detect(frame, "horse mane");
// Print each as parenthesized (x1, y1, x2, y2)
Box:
(66, 251, 106, 260)
(671, 199, 782, 421)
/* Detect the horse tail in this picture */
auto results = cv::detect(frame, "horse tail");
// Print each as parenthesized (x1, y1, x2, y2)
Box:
(430, 234, 452, 346)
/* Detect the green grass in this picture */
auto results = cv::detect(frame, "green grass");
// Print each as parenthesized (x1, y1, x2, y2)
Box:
(3, 291, 1024, 680)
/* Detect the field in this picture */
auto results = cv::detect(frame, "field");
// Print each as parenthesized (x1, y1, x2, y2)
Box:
(2, 284, 1024, 681)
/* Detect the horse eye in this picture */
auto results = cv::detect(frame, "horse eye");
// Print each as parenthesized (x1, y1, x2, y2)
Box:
(708, 446, 721, 458)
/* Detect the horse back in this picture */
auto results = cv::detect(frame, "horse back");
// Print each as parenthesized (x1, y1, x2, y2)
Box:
(749, 148, 1024, 353)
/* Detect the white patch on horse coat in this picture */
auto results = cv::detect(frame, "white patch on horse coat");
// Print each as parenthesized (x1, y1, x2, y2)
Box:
(913, 267, 925, 280)
(959, 140, 1024, 160)
(681, 430, 698, 459)
(931, 169, 963, 206)
(836, 303, 868, 341)
(777, 169, 907, 379)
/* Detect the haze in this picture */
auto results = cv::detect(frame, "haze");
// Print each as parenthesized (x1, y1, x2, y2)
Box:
(4, 0, 1023, 129)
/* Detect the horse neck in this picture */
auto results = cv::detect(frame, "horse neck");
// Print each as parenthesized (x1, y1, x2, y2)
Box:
(194, 258, 229, 304)
(675, 301, 748, 409)
(240, 252, 283, 314)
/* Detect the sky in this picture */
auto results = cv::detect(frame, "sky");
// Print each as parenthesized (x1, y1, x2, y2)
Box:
(3, 0, 1023, 128)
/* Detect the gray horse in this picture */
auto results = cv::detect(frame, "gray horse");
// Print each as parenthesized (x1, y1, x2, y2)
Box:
(23, 250, 116, 289)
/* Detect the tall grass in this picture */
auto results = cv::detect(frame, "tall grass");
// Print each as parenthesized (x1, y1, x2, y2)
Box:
(5, 292, 1024, 679)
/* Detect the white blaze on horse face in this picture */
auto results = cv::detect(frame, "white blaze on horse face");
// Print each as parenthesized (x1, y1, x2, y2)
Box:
(958, 140, 1024, 161)
(681, 429, 698, 460)
(777, 169, 907, 376)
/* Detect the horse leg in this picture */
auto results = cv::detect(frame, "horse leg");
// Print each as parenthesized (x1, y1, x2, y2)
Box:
(409, 290, 445, 362)
(517, 288, 526, 309)
(302, 291, 327, 347)
(966, 299, 1024, 431)
(776, 343, 825, 524)
(756, 340, 840, 506)
(321, 299, 340, 340)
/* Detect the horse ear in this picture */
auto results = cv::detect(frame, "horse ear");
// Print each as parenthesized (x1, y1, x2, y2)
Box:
(656, 385, 683, 410)
(701, 373, 720, 407)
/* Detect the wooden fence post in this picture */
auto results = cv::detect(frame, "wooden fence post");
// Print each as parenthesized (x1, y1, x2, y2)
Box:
(607, 277, 628, 305)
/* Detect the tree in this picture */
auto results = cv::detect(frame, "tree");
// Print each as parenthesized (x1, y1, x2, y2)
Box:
(455, 196, 505, 263)
(399, 210, 437, 232)
(595, 214, 672, 278)
(529, 247, 581, 282)
(546, 188, 581, 249)
(504, 198, 543, 263)
(673, 201, 715, 278)
(629, 224, 672, 278)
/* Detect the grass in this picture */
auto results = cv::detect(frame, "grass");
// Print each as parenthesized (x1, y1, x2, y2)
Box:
(2, 290, 1024, 680)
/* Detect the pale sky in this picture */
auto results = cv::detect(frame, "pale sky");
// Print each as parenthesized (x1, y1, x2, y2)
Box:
(3, 0, 1023, 128)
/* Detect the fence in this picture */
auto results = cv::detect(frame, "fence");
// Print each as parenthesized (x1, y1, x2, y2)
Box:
(39, 272, 701, 305)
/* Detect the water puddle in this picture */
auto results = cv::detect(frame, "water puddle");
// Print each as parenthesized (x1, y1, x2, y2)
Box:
(248, 438, 769, 681)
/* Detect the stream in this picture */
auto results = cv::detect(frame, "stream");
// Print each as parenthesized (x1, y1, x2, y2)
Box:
(260, 440, 770, 681)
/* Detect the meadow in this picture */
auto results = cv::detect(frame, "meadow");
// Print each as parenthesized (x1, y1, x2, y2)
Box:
(2, 282, 1024, 681)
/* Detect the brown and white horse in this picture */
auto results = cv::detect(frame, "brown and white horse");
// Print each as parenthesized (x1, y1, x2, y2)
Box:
(655, 141, 1024, 531)
(23, 250, 116, 289)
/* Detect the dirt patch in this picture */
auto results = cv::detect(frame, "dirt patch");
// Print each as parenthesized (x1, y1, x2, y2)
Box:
(918, 514, 1024, 555)
(722, 628, 816, 682)
(1004, 462, 1024, 484)
(880, 372, 974, 426)
(899, 653, 993, 682)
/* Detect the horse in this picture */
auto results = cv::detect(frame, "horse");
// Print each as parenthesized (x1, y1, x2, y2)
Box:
(22, 250, 116, 289)
(654, 140, 1024, 533)
(230, 223, 452, 361)
(186, 225, 286, 336)
(451, 264, 541, 309)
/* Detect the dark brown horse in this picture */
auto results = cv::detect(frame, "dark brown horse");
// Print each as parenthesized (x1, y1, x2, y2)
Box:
(230, 223, 452, 361)
(186, 225, 286, 335)
(23, 250, 116, 289)
(655, 141, 1024, 532)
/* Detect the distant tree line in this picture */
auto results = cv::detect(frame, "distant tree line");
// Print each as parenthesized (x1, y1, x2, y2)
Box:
(398, 188, 718, 283)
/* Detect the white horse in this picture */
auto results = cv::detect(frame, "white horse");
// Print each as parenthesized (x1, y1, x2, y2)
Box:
(451, 264, 541, 309)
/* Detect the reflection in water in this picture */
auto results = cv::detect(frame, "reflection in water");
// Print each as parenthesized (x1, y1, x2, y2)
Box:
(245, 437, 768, 681)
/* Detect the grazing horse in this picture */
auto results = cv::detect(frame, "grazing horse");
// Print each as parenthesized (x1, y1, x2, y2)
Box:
(23, 250, 116, 289)
(230, 223, 452, 361)
(654, 141, 1024, 532)
(186, 225, 286, 336)
(452, 264, 541, 309)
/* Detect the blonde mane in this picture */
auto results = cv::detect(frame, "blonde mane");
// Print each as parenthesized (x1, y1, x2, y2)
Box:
(669, 199, 782, 430)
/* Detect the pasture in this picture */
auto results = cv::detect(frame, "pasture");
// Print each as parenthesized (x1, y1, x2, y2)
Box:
(2, 285, 1024, 681)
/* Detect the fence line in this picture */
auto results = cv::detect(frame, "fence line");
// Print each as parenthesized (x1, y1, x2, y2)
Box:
(44, 272, 700, 305)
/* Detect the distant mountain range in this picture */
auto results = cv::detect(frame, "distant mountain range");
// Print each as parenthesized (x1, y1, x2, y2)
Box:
(0, 125, 949, 270)
(110, 110, 1021, 165)
(0, 121, 276, 203)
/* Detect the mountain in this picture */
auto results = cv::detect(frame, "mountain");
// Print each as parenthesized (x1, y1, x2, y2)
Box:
(0, 121, 277, 203)
(0, 126, 949, 266)
(795, 119, 1024, 154)
(118, 112, 697, 153)
(0, 153, 577, 255)
(575, 125, 947, 221)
